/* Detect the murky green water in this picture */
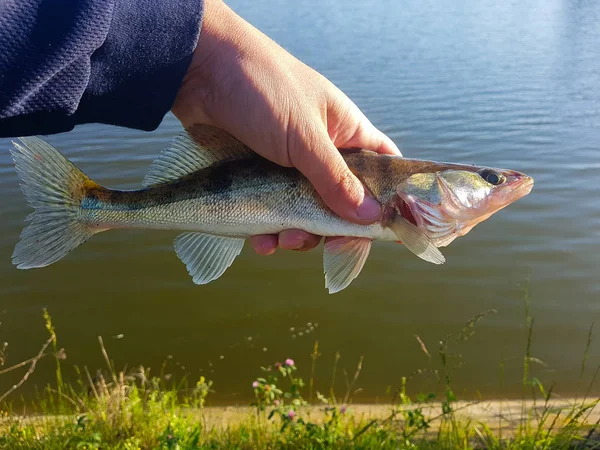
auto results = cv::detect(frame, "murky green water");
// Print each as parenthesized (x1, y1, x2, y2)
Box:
(1, 0, 600, 403)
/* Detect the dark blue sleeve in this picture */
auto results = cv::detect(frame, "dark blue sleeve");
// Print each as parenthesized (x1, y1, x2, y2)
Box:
(0, 0, 203, 138)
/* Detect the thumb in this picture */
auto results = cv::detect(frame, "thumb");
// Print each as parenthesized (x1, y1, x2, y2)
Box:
(289, 128, 382, 224)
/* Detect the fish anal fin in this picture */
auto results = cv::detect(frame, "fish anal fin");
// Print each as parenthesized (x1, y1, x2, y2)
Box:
(388, 216, 445, 265)
(143, 125, 254, 187)
(174, 232, 245, 285)
(323, 237, 372, 294)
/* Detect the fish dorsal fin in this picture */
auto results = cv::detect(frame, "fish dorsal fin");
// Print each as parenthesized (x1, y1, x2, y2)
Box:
(174, 232, 245, 285)
(323, 237, 372, 294)
(388, 216, 445, 265)
(142, 124, 254, 187)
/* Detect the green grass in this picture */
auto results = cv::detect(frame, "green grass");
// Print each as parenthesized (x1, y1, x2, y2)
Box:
(1, 298, 599, 450)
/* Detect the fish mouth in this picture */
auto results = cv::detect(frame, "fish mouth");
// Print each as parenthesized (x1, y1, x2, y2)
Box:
(494, 170, 534, 205)
(513, 173, 534, 197)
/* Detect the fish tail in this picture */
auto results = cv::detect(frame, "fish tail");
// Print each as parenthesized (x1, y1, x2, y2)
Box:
(11, 137, 101, 269)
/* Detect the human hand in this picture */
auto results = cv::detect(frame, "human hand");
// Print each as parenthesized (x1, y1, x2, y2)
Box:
(172, 0, 401, 255)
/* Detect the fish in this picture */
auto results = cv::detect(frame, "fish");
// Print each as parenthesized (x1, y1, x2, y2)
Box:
(9, 124, 533, 293)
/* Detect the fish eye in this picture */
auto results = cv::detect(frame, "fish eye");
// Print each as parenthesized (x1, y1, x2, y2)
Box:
(479, 169, 505, 186)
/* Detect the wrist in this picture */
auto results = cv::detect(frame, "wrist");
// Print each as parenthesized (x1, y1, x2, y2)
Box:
(190, 0, 237, 69)
(173, 0, 239, 126)
(173, 0, 281, 127)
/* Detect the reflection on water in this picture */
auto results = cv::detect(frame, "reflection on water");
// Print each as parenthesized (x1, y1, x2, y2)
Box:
(1, 0, 599, 402)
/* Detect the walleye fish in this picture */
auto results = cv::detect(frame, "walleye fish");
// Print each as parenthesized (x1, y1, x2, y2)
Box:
(10, 125, 533, 293)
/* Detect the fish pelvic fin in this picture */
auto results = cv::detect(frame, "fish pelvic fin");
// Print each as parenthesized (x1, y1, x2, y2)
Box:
(174, 232, 245, 285)
(143, 124, 254, 187)
(323, 237, 372, 294)
(11, 137, 100, 269)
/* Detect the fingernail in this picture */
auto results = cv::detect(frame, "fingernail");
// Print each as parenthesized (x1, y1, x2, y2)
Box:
(356, 195, 381, 221)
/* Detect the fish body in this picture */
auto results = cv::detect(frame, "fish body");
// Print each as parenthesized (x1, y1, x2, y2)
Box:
(10, 125, 533, 293)
(80, 153, 476, 240)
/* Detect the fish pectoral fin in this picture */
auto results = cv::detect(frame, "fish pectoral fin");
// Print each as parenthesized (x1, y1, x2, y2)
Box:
(143, 124, 254, 187)
(174, 232, 245, 285)
(388, 216, 445, 265)
(323, 237, 372, 294)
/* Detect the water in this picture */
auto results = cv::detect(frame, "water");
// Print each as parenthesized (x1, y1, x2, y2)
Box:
(1, 0, 599, 402)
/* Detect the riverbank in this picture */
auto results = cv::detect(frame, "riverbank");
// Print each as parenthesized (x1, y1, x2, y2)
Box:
(3, 398, 600, 449)
(2, 309, 599, 448)
(194, 398, 600, 434)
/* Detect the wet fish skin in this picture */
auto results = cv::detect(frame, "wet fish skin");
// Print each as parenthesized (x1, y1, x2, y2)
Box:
(10, 125, 533, 293)
(79, 151, 488, 240)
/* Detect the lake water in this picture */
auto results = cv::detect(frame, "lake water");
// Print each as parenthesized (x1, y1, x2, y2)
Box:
(1, 0, 600, 403)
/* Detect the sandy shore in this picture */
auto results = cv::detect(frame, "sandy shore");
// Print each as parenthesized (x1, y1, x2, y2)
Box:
(4, 398, 598, 438)
(195, 398, 600, 434)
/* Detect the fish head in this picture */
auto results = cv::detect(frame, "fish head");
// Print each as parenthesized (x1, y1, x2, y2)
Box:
(393, 166, 533, 247)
